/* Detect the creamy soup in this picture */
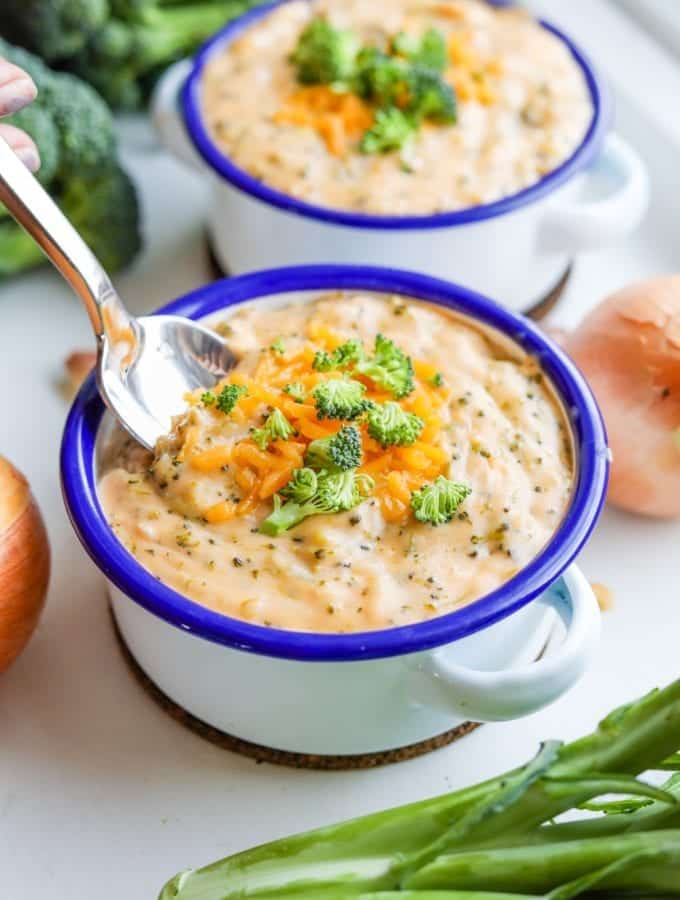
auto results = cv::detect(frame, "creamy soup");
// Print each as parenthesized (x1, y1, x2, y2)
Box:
(99, 293, 572, 634)
(202, 0, 593, 215)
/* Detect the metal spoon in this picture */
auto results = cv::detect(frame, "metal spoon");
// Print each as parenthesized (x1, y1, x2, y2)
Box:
(0, 137, 236, 450)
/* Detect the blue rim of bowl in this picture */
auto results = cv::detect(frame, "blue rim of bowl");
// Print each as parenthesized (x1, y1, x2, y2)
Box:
(61, 266, 609, 662)
(180, 0, 612, 231)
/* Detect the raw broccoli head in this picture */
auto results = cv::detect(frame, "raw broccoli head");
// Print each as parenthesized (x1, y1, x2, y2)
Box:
(252, 408, 296, 451)
(0, 165, 141, 277)
(360, 106, 416, 155)
(1, 0, 110, 61)
(5, 105, 60, 186)
(355, 334, 414, 399)
(411, 476, 471, 526)
(313, 378, 371, 421)
(291, 18, 359, 85)
(366, 402, 424, 448)
(392, 28, 448, 72)
(259, 467, 374, 536)
(305, 425, 363, 472)
(41, 72, 117, 178)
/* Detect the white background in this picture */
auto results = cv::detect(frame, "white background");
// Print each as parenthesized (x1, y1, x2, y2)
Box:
(2, 2, 679, 897)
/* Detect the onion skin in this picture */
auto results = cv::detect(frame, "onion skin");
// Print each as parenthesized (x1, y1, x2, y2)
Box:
(564, 276, 680, 518)
(0, 457, 50, 672)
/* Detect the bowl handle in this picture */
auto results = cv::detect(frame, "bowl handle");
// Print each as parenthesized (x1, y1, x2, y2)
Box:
(151, 59, 205, 172)
(411, 566, 601, 722)
(539, 132, 649, 253)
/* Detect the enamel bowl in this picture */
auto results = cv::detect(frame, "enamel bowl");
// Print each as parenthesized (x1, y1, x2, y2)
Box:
(152, 0, 649, 313)
(61, 266, 608, 758)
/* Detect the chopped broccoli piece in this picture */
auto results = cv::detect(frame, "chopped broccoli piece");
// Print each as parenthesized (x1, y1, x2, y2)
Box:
(360, 106, 417, 154)
(354, 47, 409, 107)
(430, 372, 444, 388)
(252, 408, 296, 451)
(366, 402, 423, 448)
(259, 467, 374, 536)
(270, 337, 286, 354)
(313, 378, 371, 421)
(215, 384, 248, 415)
(305, 425, 362, 472)
(291, 17, 359, 86)
(411, 476, 471, 525)
(201, 391, 216, 407)
(313, 350, 336, 373)
(313, 340, 365, 372)
(283, 382, 307, 404)
(1, 0, 110, 61)
(392, 28, 448, 72)
(408, 65, 457, 124)
(355, 334, 414, 399)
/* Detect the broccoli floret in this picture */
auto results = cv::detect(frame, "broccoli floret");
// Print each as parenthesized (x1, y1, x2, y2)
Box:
(354, 48, 409, 108)
(291, 18, 359, 86)
(354, 334, 414, 399)
(430, 372, 444, 388)
(313, 378, 371, 421)
(305, 425, 362, 472)
(408, 65, 457, 124)
(214, 383, 248, 415)
(283, 382, 307, 404)
(0, 165, 141, 276)
(360, 106, 417, 155)
(313, 340, 364, 372)
(313, 350, 336, 373)
(270, 337, 286, 354)
(252, 408, 296, 451)
(259, 467, 374, 536)
(366, 402, 423, 448)
(5, 104, 60, 186)
(1, 0, 110, 61)
(392, 28, 448, 72)
(411, 476, 471, 526)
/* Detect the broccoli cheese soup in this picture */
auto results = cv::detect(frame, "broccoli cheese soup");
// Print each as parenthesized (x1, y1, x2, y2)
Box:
(99, 292, 573, 634)
(201, 0, 593, 215)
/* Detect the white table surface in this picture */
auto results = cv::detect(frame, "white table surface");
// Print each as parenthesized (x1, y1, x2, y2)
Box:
(2, 3, 680, 898)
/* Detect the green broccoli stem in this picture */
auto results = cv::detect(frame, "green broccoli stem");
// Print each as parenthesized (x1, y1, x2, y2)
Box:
(158, 681, 680, 900)
(259, 500, 309, 536)
(135, 1, 253, 67)
(405, 832, 680, 894)
(0, 223, 45, 277)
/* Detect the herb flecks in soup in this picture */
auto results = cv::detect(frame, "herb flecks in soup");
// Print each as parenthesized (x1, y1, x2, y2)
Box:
(99, 293, 572, 634)
(202, 0, 593, 215)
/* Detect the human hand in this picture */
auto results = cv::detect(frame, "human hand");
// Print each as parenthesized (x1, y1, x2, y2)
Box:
(0, 58, 40, 172)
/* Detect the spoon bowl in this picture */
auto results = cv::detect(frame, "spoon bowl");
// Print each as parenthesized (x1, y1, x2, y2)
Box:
(0, 137, 236, 450)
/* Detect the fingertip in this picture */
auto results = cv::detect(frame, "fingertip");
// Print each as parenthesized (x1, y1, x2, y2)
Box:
(0, 73, 38, 116)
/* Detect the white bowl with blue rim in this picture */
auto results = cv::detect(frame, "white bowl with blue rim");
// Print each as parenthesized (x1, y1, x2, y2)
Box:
(152, 0, 649, 314)
(61, 266, 608, 758)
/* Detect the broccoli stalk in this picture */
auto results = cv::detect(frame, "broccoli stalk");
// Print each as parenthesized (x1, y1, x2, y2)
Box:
(304, 425, 362, 472)
(313, 378, 372, 421)
(70, 1, 259, 109)
(366, 402, 423, 448)
(259, 467, 374, 536)
(251, 408, 296, 451)
(411, 476, 471, 525)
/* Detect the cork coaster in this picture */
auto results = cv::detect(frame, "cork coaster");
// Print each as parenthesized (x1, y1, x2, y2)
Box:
(111, 608, 480, 770)
(205, 234, 571, 323)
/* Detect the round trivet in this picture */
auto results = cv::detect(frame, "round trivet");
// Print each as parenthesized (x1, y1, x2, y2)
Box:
(204, 234, 571, 323)
(111, 607, 480, 770)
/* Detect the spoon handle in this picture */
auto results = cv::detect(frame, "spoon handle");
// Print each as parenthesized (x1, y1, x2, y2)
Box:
(0, 136, 134, 343)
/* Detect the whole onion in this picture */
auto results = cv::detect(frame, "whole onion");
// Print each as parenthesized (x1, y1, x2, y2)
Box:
(564, 276, 680, 518)
(0, 456, 50, 672)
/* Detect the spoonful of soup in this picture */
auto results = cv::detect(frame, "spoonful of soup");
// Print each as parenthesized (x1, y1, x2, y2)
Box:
(0, 136, 236, 450)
